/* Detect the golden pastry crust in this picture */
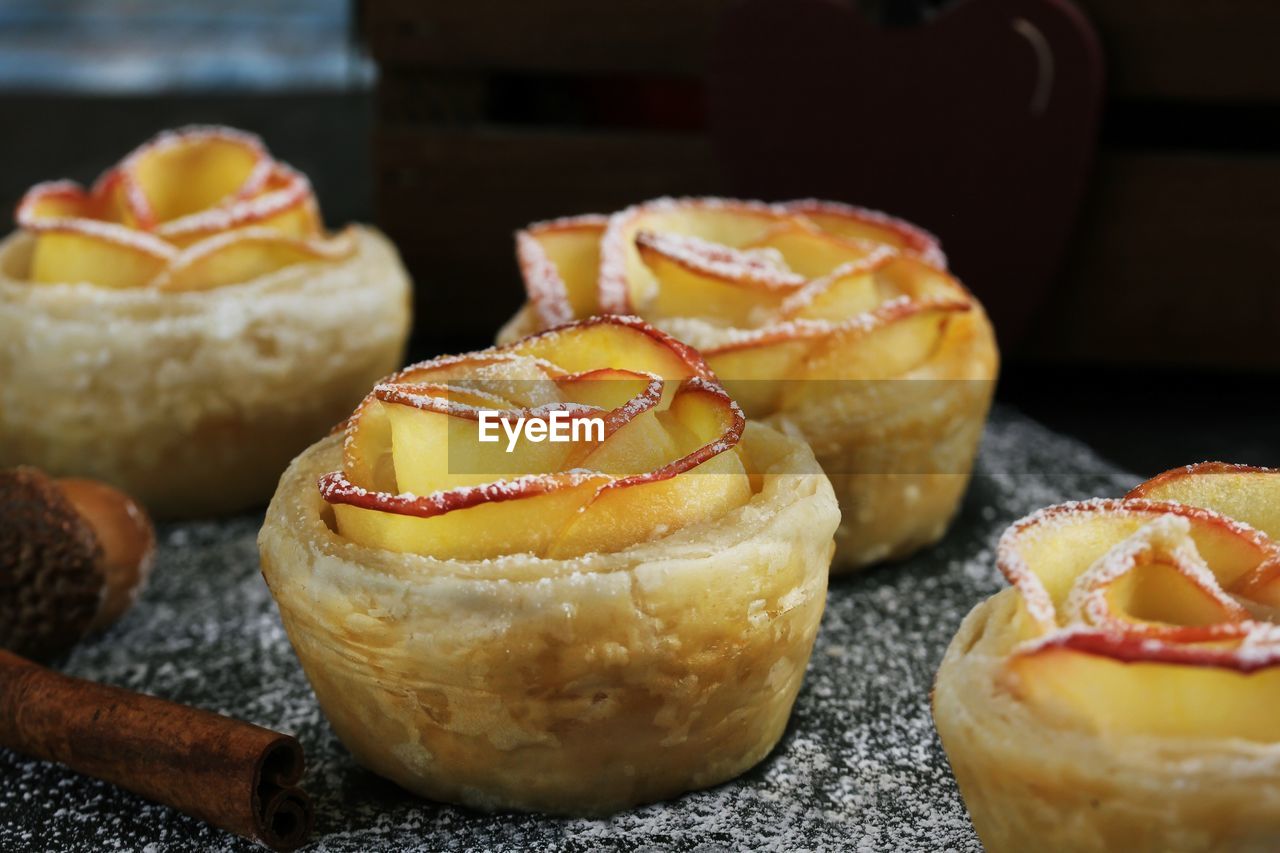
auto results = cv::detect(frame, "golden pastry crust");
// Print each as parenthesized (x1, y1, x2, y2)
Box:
(259, 422, 838, 815)
(935, 466, 1280, 853)
(935, 589, 1280, 853)
(0, 227, 410, 518)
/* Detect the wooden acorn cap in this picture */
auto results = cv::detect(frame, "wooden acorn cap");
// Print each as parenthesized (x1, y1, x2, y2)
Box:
(0, 467, 155, 660)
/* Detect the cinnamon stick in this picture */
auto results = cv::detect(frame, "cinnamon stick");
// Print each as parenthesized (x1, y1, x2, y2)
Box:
(0, 650, 312, 850)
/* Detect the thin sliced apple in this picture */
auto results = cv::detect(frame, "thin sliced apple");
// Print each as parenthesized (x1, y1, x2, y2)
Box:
(511, 314, 713, 382)
(599, 198, 796, 313)
(156, 227, 355, 291)
(782, 199, 946, 267)
(1006, 641, 1280, 740)
(636, 230, 803, 326)
(999, 499, 1279, 631)
(342, 398, 396, 492)
(517, 216, 608, 327)
(1128, 463, 1280, 540)
(704, 331, 822, 416)
(325, 317, 749, 560)
(117, 125, 270, 228)
(548, 381, 747, 558)
(15, 181, 103, 227)
(28, 221, 176, 288)
(383, 399, 582, 495)
(555, 368, 661, 414)
(326, 471, 607, 560)
(1128, 463, 1280, 605)
(1062, 515, 1250, 637)
(778, 250, 895, 322)
(776, 299, 969, 410)
(742, 221, 878, 279)
(156, 165, 317, 245)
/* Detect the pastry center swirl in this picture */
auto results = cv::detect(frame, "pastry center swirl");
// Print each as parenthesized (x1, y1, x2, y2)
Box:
(320, 316, 753, 561)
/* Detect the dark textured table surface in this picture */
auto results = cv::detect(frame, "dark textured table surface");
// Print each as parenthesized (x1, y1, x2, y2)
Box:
(0, 406, 1136, 852)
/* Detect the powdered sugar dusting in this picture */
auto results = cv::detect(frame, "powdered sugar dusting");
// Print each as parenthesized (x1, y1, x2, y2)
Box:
(635, 230, 806, 289)
(0, 408, 1137, 851)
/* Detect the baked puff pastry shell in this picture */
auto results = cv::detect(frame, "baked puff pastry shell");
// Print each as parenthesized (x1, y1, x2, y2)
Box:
(258, 316, 839, 814)
(0, 127, 411, 517)
(934, 463, 1280, 853)
(499, 197, 997, 573)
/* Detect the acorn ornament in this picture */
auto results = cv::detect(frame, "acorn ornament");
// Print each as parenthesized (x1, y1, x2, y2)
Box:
(0, 466, 155, 659)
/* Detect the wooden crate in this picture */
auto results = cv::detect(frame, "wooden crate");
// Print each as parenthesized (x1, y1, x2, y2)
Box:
(363, 0, 1280, 368)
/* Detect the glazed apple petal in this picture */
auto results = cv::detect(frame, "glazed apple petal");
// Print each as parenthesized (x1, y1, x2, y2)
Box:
(1004, 641, 1280, 741)
(517, 215, 608, 327)
(27, 221, 176, 288)
(600, 198, 799, 313)
(780, 199, 946, 267)
(117, 125, 271, 227)
(14, 126, 334, 290)
(156, 164, 318, 245)
(322, 316, 750, 560)
(1061, 515, 1250, 636)
(325, 472, 609, 561)
(741, 221, 880, 279)
(998, 498, 1276, 633)
(16, 181, 103, 227)
(636, 229, 804, 326)
(154, 227, 356, 291)
(996, 465, 1280, 740)
(510, 314, 714, 384)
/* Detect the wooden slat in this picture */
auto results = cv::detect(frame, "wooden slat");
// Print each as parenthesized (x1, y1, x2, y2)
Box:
(374, 128, 722, 339)
(1075, 0, 1280, 100)
(373, 125, 1280, 368)
(364, 0, 1280, 101)
(377, 71, 488, 126)
(362, 0, 730, 75)
(1033, 150, 1280, 368)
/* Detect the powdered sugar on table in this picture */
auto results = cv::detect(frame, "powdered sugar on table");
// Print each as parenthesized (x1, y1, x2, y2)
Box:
(0, 406, 1136, 852)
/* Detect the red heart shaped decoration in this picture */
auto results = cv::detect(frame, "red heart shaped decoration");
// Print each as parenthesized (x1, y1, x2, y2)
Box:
(709, 0, 1103, 350)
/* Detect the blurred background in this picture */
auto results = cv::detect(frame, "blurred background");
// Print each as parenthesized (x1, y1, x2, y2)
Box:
(4, 0, 1277, 474)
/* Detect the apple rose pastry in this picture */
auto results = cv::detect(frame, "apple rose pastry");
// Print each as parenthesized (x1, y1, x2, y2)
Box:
(0, 126, 410, 518)
(499, 198, 997, 573)
(258, 315, 839, 814)
(934, 463, 1280, 853)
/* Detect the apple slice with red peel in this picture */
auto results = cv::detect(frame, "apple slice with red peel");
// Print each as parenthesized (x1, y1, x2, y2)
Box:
(517, 216, 608, 327)
(599, 198, 796, 313)
(1005, 641, 1280, 741)
(16, 181, 105, 226)
(775, 299, 970, 410)
(383, 398, 585, 496)
(741, 221, 878, 279)
(156, 164, 318, 245)
(323, 317, 750, 561)
(511, 314, 714, 383)
(155, 227, 355, 291)
(636, 229, 804, 326)
(704, 333, 818, 417)
(548, 380, 748, 558)
(1128, 463, 1280, 540)
(782, 199, 945, 268)
(114, 126, 271, 230)
(1128, 463, 1280, 606)
(326, 471, 608, 561)
(27, 221, 176, 288)
(778, 250, 895, 322)
(998, 498, 1280, 632)
(1061, 514, 1251, 638)
(554, 368, 662, 415)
